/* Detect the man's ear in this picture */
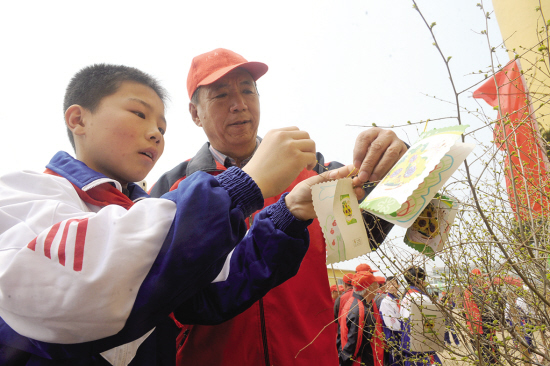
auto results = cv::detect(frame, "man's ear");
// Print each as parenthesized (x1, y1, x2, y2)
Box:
(65, 105, 87, 135)
(189, 102, 202, 127)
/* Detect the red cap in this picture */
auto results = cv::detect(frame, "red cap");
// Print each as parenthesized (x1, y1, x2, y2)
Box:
(471, 268, 482, 276)
(187, 48, 268, 99)
(375, 276, 386, 285)
(343, 274, 354, 285)
(352, 272, 377, 290)
(339, 285, 345, 292)
(330, 284, 338, 292)
(356, 263, 378, 273)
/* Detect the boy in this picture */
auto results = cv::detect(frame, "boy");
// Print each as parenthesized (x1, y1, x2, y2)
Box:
(0, 64, 355, 365)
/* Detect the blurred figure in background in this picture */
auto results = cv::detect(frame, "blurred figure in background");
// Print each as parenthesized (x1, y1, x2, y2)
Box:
(338, 272, 385, 366)
(400, 266, 442, 366)
(379, 276, 402, 366)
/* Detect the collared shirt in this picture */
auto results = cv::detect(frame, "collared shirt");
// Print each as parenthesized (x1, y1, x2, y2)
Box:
(380, 293, 401, 331)
(209, 138, 261, 169)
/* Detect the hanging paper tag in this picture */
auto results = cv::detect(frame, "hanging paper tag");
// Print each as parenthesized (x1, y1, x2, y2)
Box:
(404, 194, 458, 259)
(312, 178, 370, 264)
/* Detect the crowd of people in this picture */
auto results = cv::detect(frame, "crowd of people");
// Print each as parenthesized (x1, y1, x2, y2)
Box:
(334, 265, 443, 366)
(333, 265, 542, 366)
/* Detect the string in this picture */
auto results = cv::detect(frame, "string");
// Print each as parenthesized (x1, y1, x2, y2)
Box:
(315, 161, 382, 188)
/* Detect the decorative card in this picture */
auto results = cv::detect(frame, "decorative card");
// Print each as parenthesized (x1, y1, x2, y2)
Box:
(358, 125, 474, 228)
(404, 194, 458, 259)
(312, 125, 474, 264)
(311, 178, 371, 264)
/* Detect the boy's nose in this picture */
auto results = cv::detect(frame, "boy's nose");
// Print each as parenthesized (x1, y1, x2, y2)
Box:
(147, 128, 162, 144)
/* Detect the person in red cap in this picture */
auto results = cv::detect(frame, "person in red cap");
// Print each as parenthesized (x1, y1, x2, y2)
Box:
(373, 276, 387, 308)
(335, 273, 355, 320)
(356, 263, 378, 273)
(463, 268, 499, 364)
(335, 273, 356, 354)
(150, 48, 407, 366)
(331, 284, 340, 303)
(338, 272, 385, 366)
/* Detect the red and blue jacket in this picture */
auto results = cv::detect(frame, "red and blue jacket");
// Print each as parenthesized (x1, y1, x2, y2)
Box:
(0, 151, 311, 365)
(338, 292, 385, 366)
(150, 142, 395, 366)
(335, 287, 354, 352)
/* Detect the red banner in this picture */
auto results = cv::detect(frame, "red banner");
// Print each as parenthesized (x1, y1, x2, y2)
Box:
(473, 60, 550, 220)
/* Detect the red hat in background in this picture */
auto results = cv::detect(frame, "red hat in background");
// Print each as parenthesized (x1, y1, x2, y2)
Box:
(330, 284, 338, 292)
(471, 268, 482, 276)
(352, 272, 377, 290)
(374, 276, 386, 285)
(187, 48, 268, 99)
(356, 263, 378, 273)
(343, 273, 354, 285)
(339, 285, 345, 292)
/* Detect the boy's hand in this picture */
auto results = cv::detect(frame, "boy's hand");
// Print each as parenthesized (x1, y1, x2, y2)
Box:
(243, 127, 316, 198)
(352, 127, 407, 184)
(285, 165, 363, 221)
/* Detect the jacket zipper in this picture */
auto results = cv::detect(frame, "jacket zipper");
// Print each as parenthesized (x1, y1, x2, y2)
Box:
(259, 297, 270, 366)
(249, 213, 270, 366)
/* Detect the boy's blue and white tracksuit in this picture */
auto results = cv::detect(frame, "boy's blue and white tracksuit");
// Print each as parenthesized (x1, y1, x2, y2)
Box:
(0, 151, 311, 365)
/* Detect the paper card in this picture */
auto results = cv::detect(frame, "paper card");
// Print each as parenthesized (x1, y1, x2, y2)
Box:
(404, 194, 458, 259)
(311, 178, 370, 264)
(408, 302, 445, 353)
(359, 125, 475, 228)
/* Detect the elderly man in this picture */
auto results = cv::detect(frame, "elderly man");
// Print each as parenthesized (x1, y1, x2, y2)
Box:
(336, 265, 378, 354)
(151, 48, 407, 366)
(464, 268, 499, 365)
(339, 272, 386, 366)
(334, 273, 355, 321)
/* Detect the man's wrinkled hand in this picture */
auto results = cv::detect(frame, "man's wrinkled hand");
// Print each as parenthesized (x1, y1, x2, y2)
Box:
(352, 128, 407, 186)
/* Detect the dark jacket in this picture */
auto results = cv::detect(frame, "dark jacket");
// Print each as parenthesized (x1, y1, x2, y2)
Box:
(339, 292, 385, 366)
(150, 142, 395, 366)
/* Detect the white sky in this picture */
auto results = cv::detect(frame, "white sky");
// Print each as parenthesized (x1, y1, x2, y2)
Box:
(1, 0, 506, 271)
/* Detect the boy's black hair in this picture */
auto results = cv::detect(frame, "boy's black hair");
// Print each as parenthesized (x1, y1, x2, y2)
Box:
(404, 266, 426, 287)
(386, 276, 396, 282)
(63, 64, 168, 150)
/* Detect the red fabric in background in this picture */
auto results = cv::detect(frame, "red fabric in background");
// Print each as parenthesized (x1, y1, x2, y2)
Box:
(463, 289, 482, 334)
(473, 60, 550, 219)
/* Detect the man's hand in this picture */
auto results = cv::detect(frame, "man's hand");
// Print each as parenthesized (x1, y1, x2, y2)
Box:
(285, 165, 363, 221)
(352, 128, 407, 186)
(243, 127, 316, 198)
